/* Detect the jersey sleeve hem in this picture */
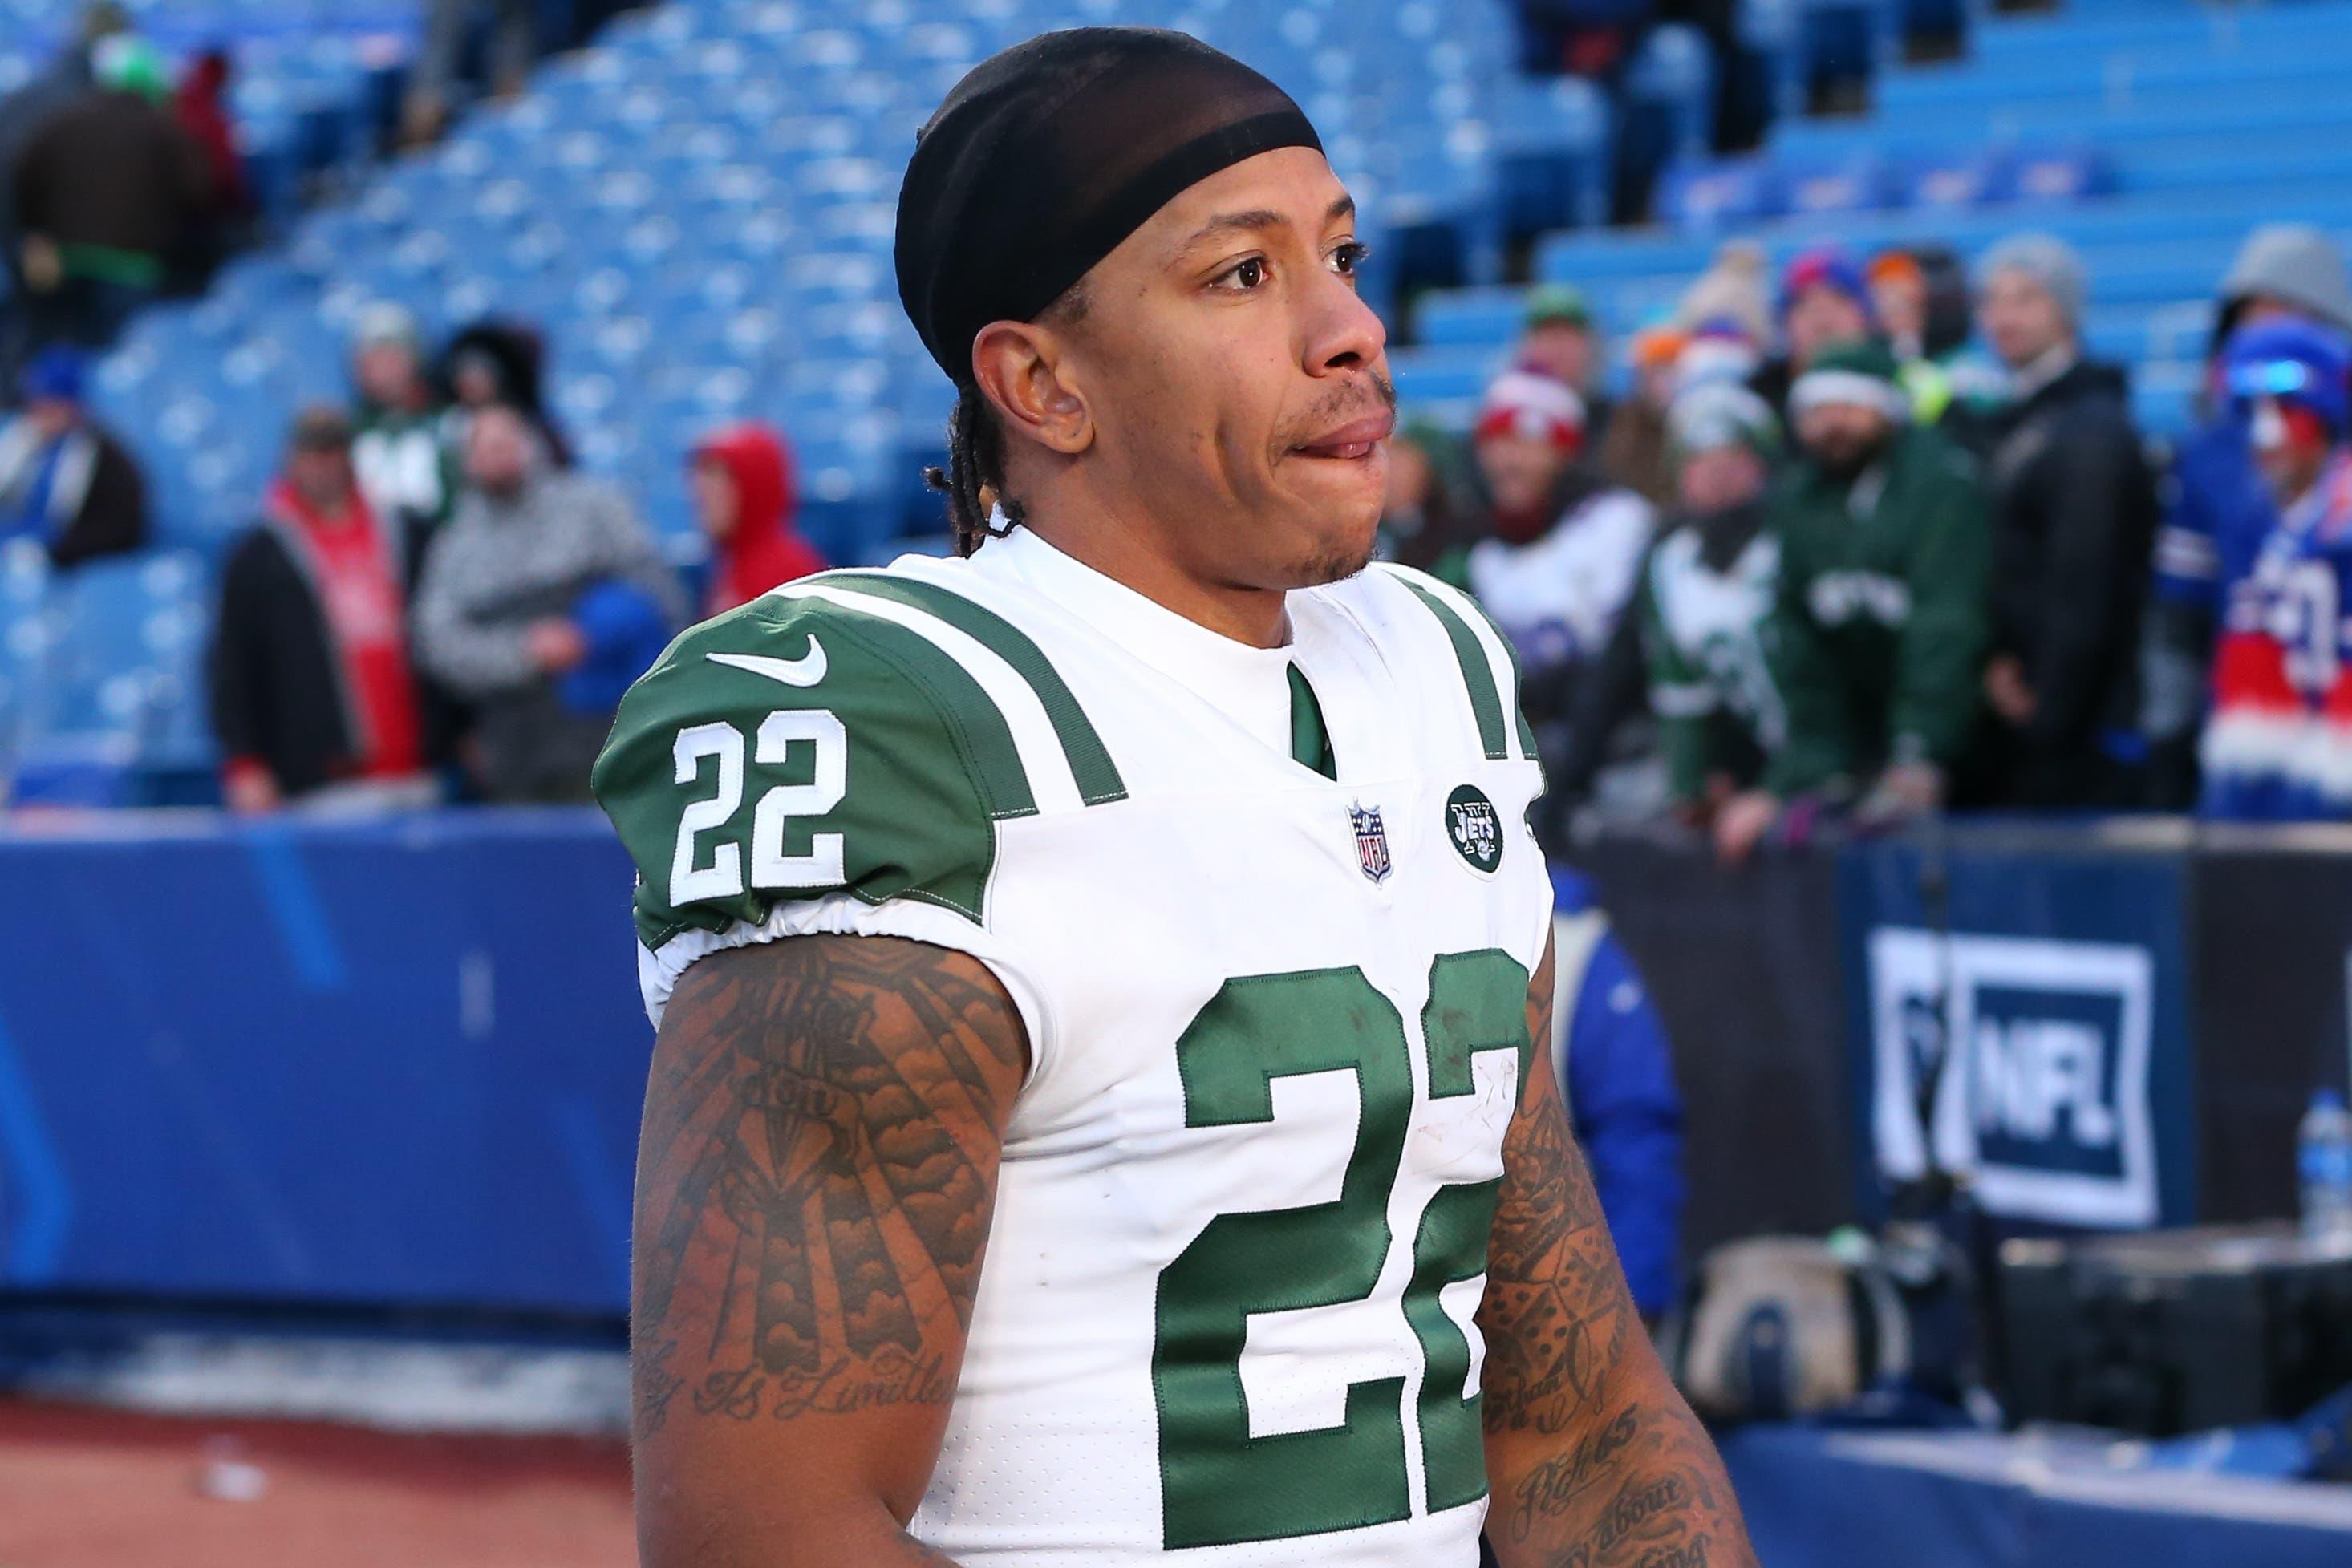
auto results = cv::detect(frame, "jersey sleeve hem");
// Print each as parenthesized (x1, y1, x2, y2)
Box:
(636, 893, 1059, 1092)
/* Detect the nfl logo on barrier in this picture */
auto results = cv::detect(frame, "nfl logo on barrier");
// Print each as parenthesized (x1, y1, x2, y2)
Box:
(1348, 803, 1392, 884)
(1868, 929, 2158, 1228)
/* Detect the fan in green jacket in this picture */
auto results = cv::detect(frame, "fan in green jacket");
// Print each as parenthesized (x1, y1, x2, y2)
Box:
(1636, 381, 1785, 820)
(1717, 339, 1991, 862)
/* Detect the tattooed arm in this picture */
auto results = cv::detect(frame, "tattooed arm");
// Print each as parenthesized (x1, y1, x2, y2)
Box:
(631, 935, 1028, 1568)
(1481, 936, 1756, 1568)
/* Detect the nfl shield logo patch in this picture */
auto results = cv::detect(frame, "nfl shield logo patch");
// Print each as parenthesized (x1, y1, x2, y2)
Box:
(1348, 803, 1393, 884)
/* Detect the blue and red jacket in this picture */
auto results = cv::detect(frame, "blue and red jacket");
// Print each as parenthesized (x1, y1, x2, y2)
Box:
(2154, 411, 2276, 616)
(2201, 449, 2352, 820)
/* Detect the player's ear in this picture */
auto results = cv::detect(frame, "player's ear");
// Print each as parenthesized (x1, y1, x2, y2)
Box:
(972, 320, 1093, 457)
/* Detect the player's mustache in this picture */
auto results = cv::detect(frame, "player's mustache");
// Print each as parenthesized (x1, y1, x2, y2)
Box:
(1283, 370, 1398, 445)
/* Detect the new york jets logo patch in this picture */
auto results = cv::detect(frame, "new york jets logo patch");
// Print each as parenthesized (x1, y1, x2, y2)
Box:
(1445, 784, 1502, 874)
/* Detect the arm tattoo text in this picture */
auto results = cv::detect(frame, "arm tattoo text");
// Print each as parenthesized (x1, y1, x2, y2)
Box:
(1481, 941, 1754, 1568)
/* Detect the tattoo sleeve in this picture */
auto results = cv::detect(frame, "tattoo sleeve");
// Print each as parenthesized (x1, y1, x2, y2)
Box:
(631, 934, 1028, 1568)
(1480, 938, 1757, 1568)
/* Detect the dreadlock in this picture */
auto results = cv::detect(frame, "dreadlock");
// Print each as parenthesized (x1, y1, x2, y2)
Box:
(925, 385, 1020, 557)
(922, 284, 1089, 556)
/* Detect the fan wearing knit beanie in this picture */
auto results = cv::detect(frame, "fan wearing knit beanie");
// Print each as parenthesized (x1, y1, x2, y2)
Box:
(1637, 383, 1786, 822)
(1743, 245, 1876, 423)
(1714, 336, 1992, 863)
(1778, 248, 1876, 367)
(2147, 225, 2352, 807)
(1975, 231, 2159, 809)
(2200, 318, 2352, 820)
(1444, 370, 1657, 813)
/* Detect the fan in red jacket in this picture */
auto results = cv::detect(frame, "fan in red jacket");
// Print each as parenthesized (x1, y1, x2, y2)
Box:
(688, 422, 827, 615)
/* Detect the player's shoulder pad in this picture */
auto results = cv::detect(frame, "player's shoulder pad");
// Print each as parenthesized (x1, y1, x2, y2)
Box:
(1358, 561, 1541, 764)
(593, 569, 1125, 949)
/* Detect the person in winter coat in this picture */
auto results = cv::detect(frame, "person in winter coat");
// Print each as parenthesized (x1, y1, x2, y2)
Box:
(1716, 339, 1991, 862)
(436, 317, 569, 465)
(1439, 370, 1658, 804)
(1973, 233, 2158, 808)
(350, 302, 456, 533)
(0, 2, 128, 371)
(1546, 865, 1686, 1324)
(2146, 225, 2352, 808)
(414, 403, 683, 802)
(0, 5, 125, 214)
(1637, 382, 1785, 826)
(170, 47, 250, 286)
(1543, 347, 1768, 832)
(173, 49, 246, 213)
(11, 34, 205, 346)
(209, 406, 438, 812)
(2199, 321, 2352, 821)
(690, 421, 825, 615)
(0, 345, 144, 567)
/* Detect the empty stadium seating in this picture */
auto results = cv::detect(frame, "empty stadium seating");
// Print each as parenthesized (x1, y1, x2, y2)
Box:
(1393, 0, 2352, 437)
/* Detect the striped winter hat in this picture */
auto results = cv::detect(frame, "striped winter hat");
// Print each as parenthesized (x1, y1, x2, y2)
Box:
(1788, 338, 1909, 423)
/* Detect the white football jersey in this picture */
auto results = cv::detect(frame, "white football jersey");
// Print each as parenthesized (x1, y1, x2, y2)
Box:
(598, 527, 1552, 1565)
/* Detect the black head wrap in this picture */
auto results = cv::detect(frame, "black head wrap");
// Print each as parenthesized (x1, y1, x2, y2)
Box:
(895, 27, 1323, 384)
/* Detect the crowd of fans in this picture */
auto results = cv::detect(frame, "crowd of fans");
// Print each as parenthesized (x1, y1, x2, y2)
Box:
(1384, 221, 2352, 858)
(197, 307, 828, 812)
(0, 291, 827, 812)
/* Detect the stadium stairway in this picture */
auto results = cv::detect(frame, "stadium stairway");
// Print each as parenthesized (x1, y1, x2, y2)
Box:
(1390, 0, 2352, 440)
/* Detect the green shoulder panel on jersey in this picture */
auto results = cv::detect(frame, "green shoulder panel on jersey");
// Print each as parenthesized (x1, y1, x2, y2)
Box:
(1378, 568, 1528, 763)
(825, 572, 1129, 805)
(591, 590, 1042, 950)
(1458, 592, 1543, 762)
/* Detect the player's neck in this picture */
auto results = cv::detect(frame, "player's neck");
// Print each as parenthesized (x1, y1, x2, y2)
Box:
(1018, 483, 1291, 650)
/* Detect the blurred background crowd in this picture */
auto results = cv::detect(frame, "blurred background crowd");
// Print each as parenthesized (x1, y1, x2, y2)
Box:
(0, 0, 2345, 841)
(1383, 220, 2352, 861)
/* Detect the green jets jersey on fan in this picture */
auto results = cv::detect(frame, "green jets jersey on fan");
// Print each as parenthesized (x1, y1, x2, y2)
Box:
(1641, 524, 1784, 803)
(594, 528, 1553, 1566)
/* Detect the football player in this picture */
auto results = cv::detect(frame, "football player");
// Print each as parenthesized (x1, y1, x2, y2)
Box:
(595, 28, 1754, 1568)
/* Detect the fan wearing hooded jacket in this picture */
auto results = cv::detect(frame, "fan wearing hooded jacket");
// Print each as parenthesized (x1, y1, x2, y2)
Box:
(689, 422, 827, 615)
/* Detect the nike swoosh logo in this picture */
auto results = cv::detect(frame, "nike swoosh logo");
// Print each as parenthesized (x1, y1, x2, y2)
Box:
(707, 638, 828, 687)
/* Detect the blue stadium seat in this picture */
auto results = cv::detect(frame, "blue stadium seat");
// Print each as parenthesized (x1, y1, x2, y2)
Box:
(1628, 24, 1717, 166)
(1657, 156, 1782, 233)
(1386, 343, 1504, 408)
(1735, 0, 1805, 125)
(1905, 146, 2011, 210)
(1779, 147, 1899, 218)
(1491, 75, 1613, 239)
(1797, 0, 1895, 94)
(9, 551, 213, 804)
